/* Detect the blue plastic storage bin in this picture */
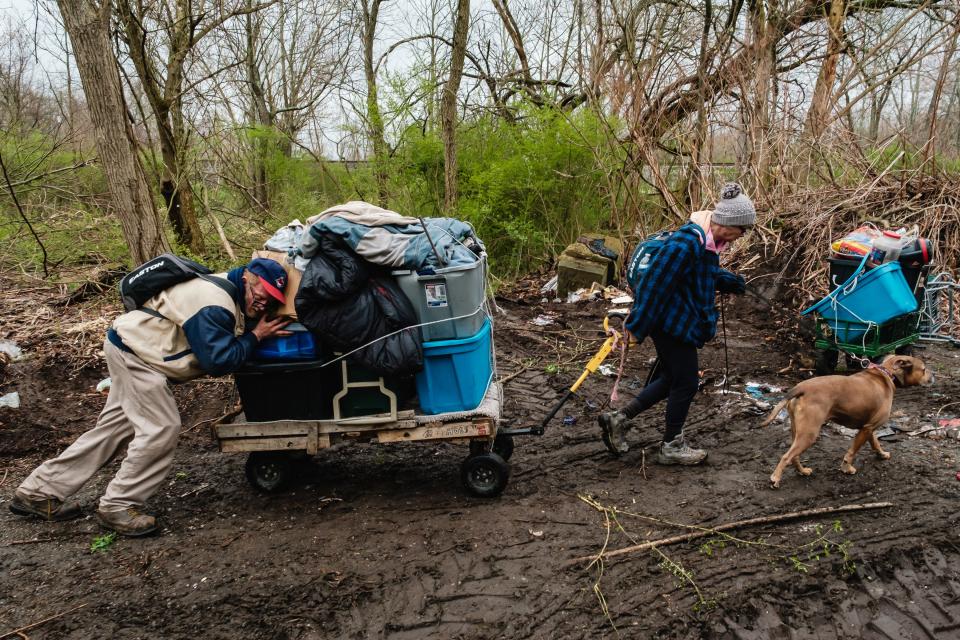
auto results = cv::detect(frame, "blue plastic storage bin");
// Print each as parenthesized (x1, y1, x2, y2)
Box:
(803, 262, 918, 342)
(416, 319, 493, 414)
(254, 322, 318, 361)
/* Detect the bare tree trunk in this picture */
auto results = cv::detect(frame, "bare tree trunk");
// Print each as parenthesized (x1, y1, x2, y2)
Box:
(361, 0, 389, 204)
(117, 0, 207, 254)
(685, 0, 713, 211)
(441, 0, 470, 211)
(924, 16, 960, 165)
(804, 0, 846, 140)
(744, 0, 776, 191)
(55, 0, 169, 264)
(245, 9, 271, 210)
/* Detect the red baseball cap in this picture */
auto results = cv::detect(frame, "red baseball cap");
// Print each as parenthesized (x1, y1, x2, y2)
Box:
(247, 258, 287, 304)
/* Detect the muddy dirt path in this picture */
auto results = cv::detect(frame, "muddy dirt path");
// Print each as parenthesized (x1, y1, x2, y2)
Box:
(2, 294, 959, 639)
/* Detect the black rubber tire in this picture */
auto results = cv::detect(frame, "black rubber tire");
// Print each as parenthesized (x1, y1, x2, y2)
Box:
(460, 452, 510, 498)
(244, 451, 293, 493)
(814, 349, 838, 375)
(492, 433, 514, 461)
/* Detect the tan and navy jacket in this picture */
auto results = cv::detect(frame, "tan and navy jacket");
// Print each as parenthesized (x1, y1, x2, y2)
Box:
(108, 268, 256, 382)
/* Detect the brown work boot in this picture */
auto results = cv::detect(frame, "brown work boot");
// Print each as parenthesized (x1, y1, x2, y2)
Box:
(9, 490, 83, 522)
(95, 507, 159, 537)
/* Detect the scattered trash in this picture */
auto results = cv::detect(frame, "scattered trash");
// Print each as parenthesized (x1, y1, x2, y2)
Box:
(528, 529, 544, 538)
(829, 423, 858, 438)
(562, 416, 577, 426)
(956, 471, 960, 482)
(911, 418, 960, 440)
(0, 340, 24, 361)
(539, 275, 558, 294)
(565, 283, 632, 304)
(96, 378, 112, 393)
(874, 426, 897, 440)
(566, 287, 597, 304)
(0, 392, 20, 409)
(744, 382, 783, 399)
(531, 313, 559, 327)
(585, 399, 598, 410)
(598, 364, 617, 377)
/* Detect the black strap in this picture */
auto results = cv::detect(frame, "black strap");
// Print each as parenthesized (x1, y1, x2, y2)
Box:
(141, 275, 238, 321)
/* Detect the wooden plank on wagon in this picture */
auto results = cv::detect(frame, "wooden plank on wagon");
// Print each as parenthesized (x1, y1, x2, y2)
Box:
(216, 421, 315, 439)
(377, 420, 492, 443)
(317, 419, 417, 435)
(219, 436, 308, 453)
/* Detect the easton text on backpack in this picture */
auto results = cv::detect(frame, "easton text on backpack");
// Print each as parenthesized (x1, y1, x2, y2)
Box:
(119, 253, 235, 311)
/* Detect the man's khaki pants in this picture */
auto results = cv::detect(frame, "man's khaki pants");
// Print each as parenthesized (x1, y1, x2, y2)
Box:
(18, 339, 181, 513)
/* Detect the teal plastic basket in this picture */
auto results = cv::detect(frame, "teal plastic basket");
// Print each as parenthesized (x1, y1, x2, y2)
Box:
(803, 262, 918, 341)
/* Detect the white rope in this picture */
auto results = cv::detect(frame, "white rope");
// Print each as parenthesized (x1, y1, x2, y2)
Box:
(307, 299, 493, 370)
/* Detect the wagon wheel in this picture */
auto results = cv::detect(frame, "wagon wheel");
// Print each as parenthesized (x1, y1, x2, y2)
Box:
(460, 452, 510, 498)
(244, 451, 293, 493)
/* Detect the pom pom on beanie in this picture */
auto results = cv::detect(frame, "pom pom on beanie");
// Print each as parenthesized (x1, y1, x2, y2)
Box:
(712, 182, 756, 227)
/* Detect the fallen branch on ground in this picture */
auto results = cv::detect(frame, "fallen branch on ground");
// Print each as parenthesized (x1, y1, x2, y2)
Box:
(567, 501, 894, 567)
(0, 603, 88, 639)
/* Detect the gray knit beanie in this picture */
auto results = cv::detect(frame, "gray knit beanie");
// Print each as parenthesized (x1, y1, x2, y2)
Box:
(712, 183, 756, 227)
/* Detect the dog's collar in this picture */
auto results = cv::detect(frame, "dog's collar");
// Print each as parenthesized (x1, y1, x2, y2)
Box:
(868, 363, 897, 385)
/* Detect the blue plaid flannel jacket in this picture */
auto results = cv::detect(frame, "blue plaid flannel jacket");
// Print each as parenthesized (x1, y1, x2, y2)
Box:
(625, 221, 744, 348)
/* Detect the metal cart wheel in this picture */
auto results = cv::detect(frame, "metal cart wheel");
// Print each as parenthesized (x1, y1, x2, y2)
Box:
(245, 451, 293, 493)
(460, 452, 510, 497)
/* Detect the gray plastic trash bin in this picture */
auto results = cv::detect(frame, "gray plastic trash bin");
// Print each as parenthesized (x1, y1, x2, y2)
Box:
(393, 254, 488, 341)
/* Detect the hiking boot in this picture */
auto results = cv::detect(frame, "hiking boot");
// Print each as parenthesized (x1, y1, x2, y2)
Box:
(95, 507, 158, 537)
(656, 435, 707, 466)
(598, 411, 630, 455)
(9, 491, 83, 522)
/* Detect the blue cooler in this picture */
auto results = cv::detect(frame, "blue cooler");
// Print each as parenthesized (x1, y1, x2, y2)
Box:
(416, 319, 493, 414)
(253, 322, 318, 361)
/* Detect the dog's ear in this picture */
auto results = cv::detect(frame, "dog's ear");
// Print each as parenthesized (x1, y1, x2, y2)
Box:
(893, 356, 914, 372)
(887, 356, 913, 386)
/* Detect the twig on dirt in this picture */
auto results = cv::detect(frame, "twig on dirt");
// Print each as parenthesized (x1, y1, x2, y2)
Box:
(7, 538, 54, 546)
(0, 603, 88, 639)
(497, 367, 529, 386)
(567, 501, 894, 566)
(178, 483, 211, 499)
(936, 400, 960, 416)
(220, 533, 244, 548)
(0, 468, 8, 488)
(183, 405, 243, 434)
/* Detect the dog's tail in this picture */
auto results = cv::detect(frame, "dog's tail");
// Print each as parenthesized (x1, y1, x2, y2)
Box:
(761, 390, 801, 427)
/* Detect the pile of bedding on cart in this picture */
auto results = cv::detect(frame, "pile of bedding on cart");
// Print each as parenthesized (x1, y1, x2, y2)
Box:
(253, 201, 488, 378)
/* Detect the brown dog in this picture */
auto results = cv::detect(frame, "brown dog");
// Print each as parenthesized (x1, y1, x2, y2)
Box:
(762, 355, 934, 487)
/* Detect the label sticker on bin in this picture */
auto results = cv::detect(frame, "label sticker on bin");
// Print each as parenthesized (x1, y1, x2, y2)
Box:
(425, 282, 448, 307)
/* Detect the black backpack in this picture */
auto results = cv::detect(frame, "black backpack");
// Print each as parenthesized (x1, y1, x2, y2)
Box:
(119, 253, 236, 312)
